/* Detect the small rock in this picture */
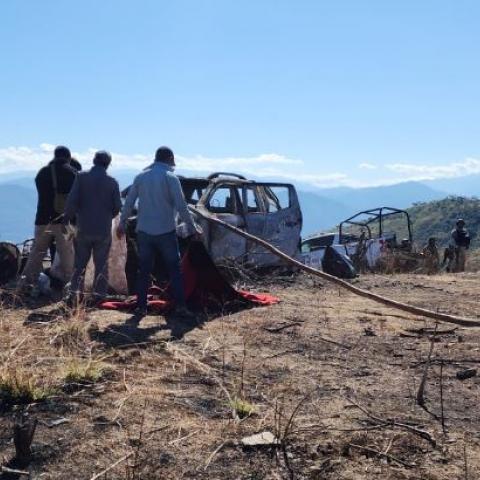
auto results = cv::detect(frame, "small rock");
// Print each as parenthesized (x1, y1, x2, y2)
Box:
(241, 431, 278, 448)
(456, 368, 477, 381)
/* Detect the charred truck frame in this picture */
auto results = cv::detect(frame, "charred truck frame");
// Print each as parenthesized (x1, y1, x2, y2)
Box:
(180, 173, 302, 267)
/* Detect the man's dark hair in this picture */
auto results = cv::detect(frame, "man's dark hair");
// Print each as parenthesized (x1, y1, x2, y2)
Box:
(93, 150, 112, 168)
(155, 146, 175, 166)
(54, 145, 71, 161)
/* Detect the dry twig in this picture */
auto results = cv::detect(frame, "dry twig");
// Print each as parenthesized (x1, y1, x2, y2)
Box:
(349, 443, 415, 468)
(89, 452, 134, 480)
(346, 398, 436, 447)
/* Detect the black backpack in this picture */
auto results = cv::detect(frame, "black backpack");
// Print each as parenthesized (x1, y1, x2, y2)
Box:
(322, 246, 357, 279)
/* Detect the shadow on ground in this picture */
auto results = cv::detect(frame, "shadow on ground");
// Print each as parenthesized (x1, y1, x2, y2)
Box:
(89, 312, 211, 348)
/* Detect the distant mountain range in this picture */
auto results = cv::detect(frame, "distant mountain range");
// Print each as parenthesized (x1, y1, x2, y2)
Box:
(304, 181, 447, 235)
(0, 184, 37, 243)
(0, 169, 475, 243)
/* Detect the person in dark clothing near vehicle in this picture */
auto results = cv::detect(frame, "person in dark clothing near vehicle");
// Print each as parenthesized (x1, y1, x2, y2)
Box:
(450, 218, 470, 272)
(49, 156, 82, 264)
(64, 151, 121, 303)
(20, 146, 78, 288)
(117, 146, 197, 319)
(422, 237, 440, 274)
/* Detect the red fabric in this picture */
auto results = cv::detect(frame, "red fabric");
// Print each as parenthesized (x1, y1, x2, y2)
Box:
(100, 242, 279, 312)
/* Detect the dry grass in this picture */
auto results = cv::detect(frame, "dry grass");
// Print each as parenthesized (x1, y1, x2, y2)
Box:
(61, 357, 107, 386)
(1, 272, 480, 479)
(49, 317, 93, 352)
(228, 397, 256, 419)
(0, 367, 54, 406)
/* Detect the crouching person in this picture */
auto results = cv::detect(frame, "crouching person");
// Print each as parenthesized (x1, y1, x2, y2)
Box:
(64, 151, 121, 305)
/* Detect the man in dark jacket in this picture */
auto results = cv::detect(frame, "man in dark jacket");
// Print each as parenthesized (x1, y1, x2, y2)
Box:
(21, 145, 78, 287)
(49, 156, 82, 264)
(451, 218, 470, 272)
(64, 150, 121, 302)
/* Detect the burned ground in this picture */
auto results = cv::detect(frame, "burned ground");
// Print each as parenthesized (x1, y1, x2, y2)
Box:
(1, 272, 480, 479)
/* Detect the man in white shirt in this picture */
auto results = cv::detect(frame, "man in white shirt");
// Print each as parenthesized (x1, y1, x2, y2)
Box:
(117, 146, 196, 319)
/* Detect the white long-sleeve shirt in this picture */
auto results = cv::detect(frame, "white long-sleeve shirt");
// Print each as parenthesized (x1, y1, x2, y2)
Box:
(120, 162, 195, 236)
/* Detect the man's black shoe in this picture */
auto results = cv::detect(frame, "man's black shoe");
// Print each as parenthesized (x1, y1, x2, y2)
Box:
(133, 306, 148, 318)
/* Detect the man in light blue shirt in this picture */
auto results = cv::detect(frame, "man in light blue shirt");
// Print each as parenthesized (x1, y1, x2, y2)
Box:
(117, 146, 196, 318)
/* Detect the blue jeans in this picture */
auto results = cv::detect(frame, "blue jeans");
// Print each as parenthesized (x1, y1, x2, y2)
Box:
(136, 230, 185, 309)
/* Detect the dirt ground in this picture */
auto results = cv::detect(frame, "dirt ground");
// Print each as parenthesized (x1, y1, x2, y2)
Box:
(1, 271, 480, 479)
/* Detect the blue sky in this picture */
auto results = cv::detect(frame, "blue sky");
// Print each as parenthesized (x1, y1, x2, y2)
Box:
(1, 0, 480, 187)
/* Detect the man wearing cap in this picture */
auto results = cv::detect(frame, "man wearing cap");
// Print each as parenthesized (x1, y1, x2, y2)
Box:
(117, 146, 197, 319)
(64, 151, 122, 303)
(451, 219, 470, 272)
(20, 145, 78, 288)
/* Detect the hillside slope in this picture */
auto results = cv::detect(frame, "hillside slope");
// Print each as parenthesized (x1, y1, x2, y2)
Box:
(384, 196, 480, 249)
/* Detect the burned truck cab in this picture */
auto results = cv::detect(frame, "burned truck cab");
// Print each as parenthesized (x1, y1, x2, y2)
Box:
(122, 172, 302, 270)
(180, 173, 303, 267)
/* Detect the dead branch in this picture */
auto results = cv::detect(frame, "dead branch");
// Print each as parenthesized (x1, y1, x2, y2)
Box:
(89, 452, 134, 480)
(439, 361, 446, 436)
(349, 443, 415, 468)
(416, 324, 438, 414)
(264, 322, 303, 333)
(263, 349, 303, 360)
(346, 398, 436, 447)
(204, 441, 228, 471)
(464, 442, 469, 480)
(315, 335, 351, 350)
(2, 336, 29, 366)
(0, 466, 30, 476)
(122, 368, 131, 393)
(168, 429, 200, 446)
(411, 358, 480, 367)
(406, 327, 457, 335)
(191, 209, 480, 328)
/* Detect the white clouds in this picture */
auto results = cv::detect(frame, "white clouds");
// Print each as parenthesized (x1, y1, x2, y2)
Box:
(176, 153, 303, 173)
(2, 144, 480, 189)
(386, 157, 480, 180)
(0, 145, 303, 175)
(0, 146, 52, 173)
(358, 162, 377, 170)
(0, 145, 344, 186)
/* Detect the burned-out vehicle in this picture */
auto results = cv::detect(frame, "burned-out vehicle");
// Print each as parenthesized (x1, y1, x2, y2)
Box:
(300, 207, 414, 272)
(179, 173, 302, 266)
(123, 172, 303, 270)
(0, 173, 302, 291)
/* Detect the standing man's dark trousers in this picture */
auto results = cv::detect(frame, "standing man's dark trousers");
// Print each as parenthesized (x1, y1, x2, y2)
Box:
(70, 233, 112, 300)
(136, 230, 185, 310)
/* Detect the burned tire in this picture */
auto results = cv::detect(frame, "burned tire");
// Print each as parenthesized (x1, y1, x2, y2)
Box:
(0, 242, 21, 285)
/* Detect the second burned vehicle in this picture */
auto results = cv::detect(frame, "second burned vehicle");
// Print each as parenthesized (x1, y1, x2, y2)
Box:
(300, 207, 414, 273)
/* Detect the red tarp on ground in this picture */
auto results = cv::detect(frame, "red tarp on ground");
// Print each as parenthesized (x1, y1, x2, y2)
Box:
(100, 241, 279, 312)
